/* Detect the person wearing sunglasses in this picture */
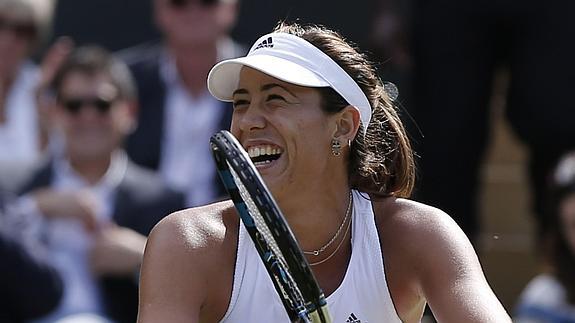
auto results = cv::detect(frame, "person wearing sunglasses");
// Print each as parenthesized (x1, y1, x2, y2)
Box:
(120, 0, 245, 208)
(0, 0, 54, 182)
(4, 46, 185, 323)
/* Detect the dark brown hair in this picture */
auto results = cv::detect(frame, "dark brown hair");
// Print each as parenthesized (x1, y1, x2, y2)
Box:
(52, 45, 137, 101)
(274, 22, 415, 198)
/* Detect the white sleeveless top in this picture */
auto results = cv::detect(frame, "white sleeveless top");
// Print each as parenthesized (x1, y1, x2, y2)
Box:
(220, 190, 402, 322)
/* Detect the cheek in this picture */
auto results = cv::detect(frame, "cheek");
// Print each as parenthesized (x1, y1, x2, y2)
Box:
(230, 117, 240, 135)
(291, 118, 331, 160)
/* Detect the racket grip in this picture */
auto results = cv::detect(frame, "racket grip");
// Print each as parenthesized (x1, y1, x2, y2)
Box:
(308, 304, 332, 323)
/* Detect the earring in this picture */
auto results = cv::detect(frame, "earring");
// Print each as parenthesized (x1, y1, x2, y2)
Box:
(331, 138, 342, 156)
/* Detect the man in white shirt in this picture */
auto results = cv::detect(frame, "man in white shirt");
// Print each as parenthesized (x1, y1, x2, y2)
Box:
(9, 46, 184, 323)
(121, 0, 244, 207)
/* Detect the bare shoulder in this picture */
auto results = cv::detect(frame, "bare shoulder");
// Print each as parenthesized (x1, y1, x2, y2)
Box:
(372, 197, 479, 282)
(149, 200, 239, 252)
(372, 197, 472, 255)
(145, 199, 240, 287)
(139, 200, 239, 322)
(371, 197, 510, 322)
(371, 198, 473, 319)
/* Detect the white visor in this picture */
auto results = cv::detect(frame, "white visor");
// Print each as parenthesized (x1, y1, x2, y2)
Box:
(207, 32, 372, 133)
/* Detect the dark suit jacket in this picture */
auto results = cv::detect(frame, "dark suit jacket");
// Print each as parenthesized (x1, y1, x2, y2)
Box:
(120, 41, 244, 200)
(0, 231, 63, 323)
(17, 157, 186, 323)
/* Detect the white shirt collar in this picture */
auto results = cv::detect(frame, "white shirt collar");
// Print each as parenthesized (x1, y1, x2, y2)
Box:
(53, 150, 128, 192)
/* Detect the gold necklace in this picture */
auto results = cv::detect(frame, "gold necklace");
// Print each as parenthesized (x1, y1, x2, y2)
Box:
(303, 191, 353, 256)
(308, 213, 352, 266)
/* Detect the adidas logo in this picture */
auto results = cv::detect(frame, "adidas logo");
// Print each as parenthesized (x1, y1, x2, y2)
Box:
(346, 313, 361, 323)
(254, 36, 274, 50)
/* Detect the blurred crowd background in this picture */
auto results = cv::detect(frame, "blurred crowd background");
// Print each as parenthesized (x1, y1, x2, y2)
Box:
(1, 0, 574, 322)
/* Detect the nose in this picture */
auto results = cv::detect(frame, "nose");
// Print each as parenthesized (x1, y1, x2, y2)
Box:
(235, 104, 266, 133)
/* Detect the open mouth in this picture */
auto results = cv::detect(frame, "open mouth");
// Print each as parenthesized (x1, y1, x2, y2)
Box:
(247, 145, 283, 167)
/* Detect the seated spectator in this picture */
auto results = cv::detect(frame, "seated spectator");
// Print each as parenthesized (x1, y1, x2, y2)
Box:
(121, 0, 245, 207)
(0, 0, 54, 166)
(4, 46, 184, 323)
(0, 191, 63, 323)
(515, 151, 575, 322)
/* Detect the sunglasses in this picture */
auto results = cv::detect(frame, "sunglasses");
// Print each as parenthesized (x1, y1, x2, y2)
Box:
(169, 0, 219, 8)
(0, 17, 36, 39)
(60, 96, 116, 116)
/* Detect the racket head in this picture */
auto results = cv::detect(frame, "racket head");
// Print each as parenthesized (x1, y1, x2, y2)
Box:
(210, 130, 331, 323)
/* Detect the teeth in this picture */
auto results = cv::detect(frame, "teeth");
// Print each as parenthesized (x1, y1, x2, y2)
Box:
(254, 160, 273, 166)
(248, 145, 283, 158)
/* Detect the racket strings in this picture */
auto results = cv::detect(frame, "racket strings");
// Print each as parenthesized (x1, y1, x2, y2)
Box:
(229, 163, 308, 312)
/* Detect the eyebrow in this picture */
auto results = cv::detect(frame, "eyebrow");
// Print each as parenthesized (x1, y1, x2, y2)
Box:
(261, 83, 297, 97)
(232, 88, 249, 97)
(232, 83, 297, 98)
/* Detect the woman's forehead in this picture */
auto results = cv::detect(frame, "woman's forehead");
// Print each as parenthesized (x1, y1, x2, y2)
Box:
(236, 66, 313, 94)
(238, 66, 283, 84)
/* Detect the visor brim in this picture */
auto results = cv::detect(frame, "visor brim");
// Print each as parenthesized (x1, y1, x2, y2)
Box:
(207, 54, 330, 101)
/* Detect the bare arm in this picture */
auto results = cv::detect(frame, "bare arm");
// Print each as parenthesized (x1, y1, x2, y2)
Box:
(137, 211, 207, 323)
(378, 199, 511, 322)
(137, 202, 236, 323)
(415, 206, 511, 322)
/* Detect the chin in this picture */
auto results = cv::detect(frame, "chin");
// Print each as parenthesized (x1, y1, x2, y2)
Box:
(69, 143, 113, 160)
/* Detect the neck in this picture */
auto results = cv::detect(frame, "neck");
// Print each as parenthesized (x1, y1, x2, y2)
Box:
(67, 154, 113, 185)
(277, 184, 354, 294)
(279, 184, 353, 254)
(167, 40, 219, 97)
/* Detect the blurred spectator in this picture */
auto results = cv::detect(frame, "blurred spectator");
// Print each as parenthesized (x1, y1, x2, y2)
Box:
(4, 46, 184, 323)
(407, 0, 575, 243)
(48, 0, 158, 52)
(0, 191, 63, 323)
(369, 0, 412, 90)
(121, 0, 245, 207)
(368, 0, 416, 161)
(515, 152, 575, 322)
(0, 0, 55, 168)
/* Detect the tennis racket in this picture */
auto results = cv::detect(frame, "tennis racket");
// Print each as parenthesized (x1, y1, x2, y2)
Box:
(210, 130, 332, 323)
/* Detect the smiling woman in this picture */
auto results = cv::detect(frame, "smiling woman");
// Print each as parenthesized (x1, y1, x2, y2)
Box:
(137, 22, 512, 323)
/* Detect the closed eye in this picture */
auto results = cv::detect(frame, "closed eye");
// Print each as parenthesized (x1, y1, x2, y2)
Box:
(233, 99, 250, 109)
(266, 94, 287, 102)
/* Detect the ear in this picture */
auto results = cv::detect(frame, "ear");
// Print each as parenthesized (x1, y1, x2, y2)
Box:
(119, 100, 139, 134)
(331, 105, 360, 144)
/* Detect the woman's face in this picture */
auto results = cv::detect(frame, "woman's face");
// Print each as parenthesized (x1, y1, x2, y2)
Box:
(560, 193, 575, 254)
(230, 67, 338, 198)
